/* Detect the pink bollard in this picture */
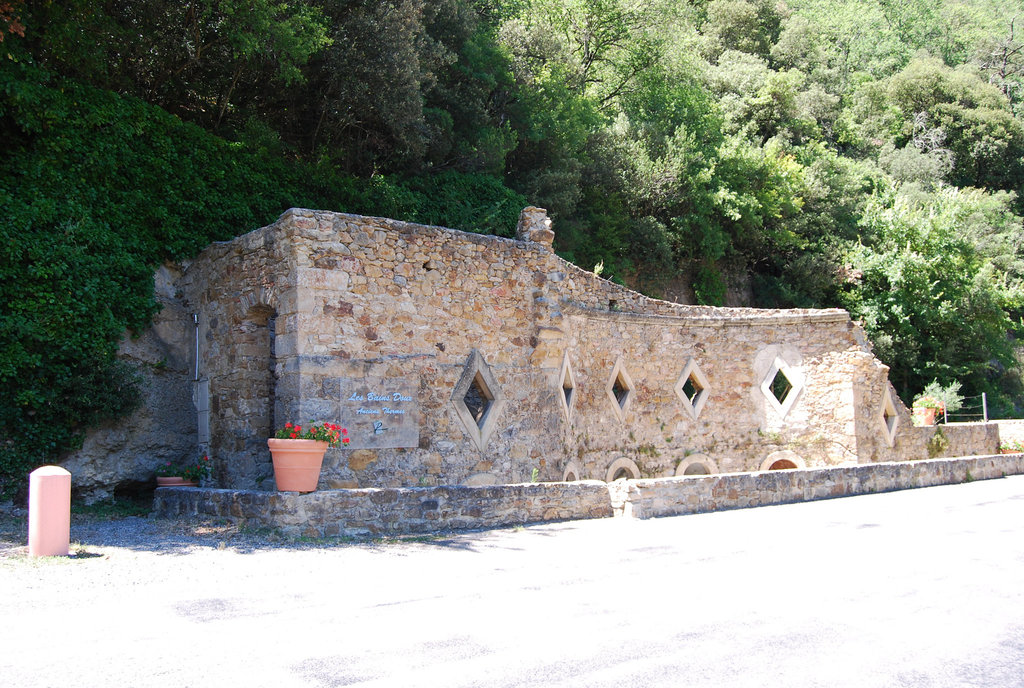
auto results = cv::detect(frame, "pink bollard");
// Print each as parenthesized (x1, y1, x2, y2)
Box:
(28, 466, 71, 557)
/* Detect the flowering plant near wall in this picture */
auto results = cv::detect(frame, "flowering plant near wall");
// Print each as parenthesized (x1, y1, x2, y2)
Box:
(274, 422, 350, 448)
(912, 395, 945, 412)
(1000, 440, 1024, 454)
(155, 455, 212, 482)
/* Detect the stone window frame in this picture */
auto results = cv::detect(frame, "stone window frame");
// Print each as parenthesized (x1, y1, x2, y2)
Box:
(674, 453, 719, 476)
(562, 461, 582, 482)
(674, 357, 711, 420)
(878, 386, 899, 447)
(605, 356, 635, 423)
(758, 450, 807, 471)
(760, 356, 804, 419)
(558, 352, 578, 423)
(451, 349, 507, 451)
(462, 473, 499, 486)
(605, 456, 641, 482)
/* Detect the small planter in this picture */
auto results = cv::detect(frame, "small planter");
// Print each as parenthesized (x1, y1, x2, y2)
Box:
(268, 438, 329, 492)
(913, 407, 937, 426)
(156, 476, 198, 487)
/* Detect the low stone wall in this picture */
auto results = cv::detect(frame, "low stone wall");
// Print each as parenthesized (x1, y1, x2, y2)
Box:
(905, 422, 1000, 461)
(153, 454, 1024, 536)
(620, 453, 1024, 519)
(153, 481, 613, 538)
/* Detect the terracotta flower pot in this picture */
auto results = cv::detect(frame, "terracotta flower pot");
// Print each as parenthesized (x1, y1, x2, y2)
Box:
(156, 476, 198, 487)
(268, 438, 329, 492)
(913, 407, 937, 426)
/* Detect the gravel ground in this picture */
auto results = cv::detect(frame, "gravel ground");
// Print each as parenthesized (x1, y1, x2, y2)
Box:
(0, 501, 454, 559)
(2, 479, 1023, 688)
(2, 508, 261, 558)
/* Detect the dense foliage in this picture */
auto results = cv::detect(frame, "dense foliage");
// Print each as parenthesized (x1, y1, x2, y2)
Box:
(0, 25, 524, 495)
(2, 0, 1024, 492)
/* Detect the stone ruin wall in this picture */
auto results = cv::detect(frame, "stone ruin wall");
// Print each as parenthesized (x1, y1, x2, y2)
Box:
(60, 207, 1000, 498)
(176, 208, 994, 491)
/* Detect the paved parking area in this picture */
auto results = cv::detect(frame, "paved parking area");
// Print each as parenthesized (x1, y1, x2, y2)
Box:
(3, 476, 1023, 687)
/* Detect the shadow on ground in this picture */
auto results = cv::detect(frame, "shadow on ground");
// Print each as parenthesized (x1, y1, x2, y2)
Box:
(0, 509, 532, 559)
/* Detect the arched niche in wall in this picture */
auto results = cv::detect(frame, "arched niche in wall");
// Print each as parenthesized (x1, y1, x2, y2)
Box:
(562, 461, 582, 482)
(206, 300, 279, 488)
(605, 457, 641, 482)
(675, 453, 719, 476)
(462, 472, 499, 487)
(759, 450, 807, 471)
(224, 303, 278, 441)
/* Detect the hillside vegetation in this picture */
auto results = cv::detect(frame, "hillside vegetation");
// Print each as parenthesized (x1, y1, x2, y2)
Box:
(2, 0, 1023, 494)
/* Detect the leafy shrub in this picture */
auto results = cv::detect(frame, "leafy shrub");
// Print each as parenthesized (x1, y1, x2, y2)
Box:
(914, 380, 964, 414)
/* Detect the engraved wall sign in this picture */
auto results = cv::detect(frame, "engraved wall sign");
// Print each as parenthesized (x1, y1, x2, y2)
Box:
(339, 377, 420, 448)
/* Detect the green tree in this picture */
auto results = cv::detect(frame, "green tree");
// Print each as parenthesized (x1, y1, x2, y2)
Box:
(840, 183, 1017, 400)
(887, 56, 1024, 196)
(701, 0, 785, 60)
(15, 0, 331, 132)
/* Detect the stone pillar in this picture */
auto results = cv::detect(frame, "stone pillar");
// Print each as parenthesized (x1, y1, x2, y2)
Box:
(28, 466, 71, 557)
(516, 207, 555, 250)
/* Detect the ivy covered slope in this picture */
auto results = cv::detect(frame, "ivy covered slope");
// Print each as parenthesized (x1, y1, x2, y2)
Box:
(0, 60, 523, 496)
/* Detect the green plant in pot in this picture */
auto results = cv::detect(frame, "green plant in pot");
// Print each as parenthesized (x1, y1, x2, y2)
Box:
(912, 380, 964, 425)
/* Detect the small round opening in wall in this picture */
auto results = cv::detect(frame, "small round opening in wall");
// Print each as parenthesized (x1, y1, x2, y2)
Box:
(605, 457, 641, 483)
(759, 450, 806, 472)
(562, 462, 582, 482)
(674, 453, 719, 477)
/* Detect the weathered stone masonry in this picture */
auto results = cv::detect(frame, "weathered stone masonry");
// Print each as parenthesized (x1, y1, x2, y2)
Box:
(63, 207, 999, 498)
(152, 454, 1024, 537)
(167, 207, 993, 491)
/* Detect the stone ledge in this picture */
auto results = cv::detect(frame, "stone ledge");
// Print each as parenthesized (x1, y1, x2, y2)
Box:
(562, 301, 851, 327)
(624, 453, 1024, 519)
(153, 481, 613, 538)
(153, 454, 1024, 538)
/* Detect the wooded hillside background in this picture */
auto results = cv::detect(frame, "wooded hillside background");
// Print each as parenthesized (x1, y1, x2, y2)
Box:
(2, 0, 1023, 493)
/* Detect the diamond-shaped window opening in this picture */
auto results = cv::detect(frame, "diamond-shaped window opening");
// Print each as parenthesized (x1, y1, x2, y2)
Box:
(605, 357, 635, 422)
(760, 357, 804, 419)
(452, 350, 507, 451)
(879, 387, 900, 447)
(674, 358, 711, 420)
(558, 353, 577, 423)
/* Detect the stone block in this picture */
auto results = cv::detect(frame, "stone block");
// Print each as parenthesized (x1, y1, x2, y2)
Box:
(348, 450, 378, 472)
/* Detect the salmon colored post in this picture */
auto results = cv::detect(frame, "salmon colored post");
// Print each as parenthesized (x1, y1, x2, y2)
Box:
(28, 466, 71, 557)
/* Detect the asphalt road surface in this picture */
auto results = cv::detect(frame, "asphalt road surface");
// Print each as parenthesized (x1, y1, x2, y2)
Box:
(3, 475, 1023, 687)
